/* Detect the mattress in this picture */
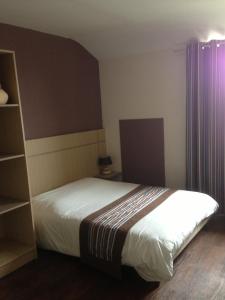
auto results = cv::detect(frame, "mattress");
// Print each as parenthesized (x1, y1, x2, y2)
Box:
(32, 178, 218, 281)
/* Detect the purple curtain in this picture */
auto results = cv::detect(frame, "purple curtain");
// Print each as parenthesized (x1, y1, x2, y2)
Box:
(187, 40, 225, 214)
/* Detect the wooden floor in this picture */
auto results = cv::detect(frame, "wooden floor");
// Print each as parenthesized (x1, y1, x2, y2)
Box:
(0, 217, 225, 300)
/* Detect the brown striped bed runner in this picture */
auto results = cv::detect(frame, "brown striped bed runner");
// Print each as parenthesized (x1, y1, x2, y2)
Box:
(79, 185, 175, 279)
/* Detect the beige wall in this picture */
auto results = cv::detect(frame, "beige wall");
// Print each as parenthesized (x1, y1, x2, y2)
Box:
(100, 49, 186, 189)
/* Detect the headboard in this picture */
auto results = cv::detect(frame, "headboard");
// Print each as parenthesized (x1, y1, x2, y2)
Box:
(26, 129, 106, 196)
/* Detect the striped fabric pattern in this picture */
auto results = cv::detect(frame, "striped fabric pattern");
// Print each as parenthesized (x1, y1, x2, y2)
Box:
(187, 39, 225, 213)
(80, 185, 174, 278)
(88, 186, 168, 261)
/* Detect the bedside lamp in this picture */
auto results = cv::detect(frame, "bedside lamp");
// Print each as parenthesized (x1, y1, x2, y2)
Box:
(98, 156, 112, 175)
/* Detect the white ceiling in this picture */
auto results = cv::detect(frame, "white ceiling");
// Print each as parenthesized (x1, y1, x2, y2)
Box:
(0, 0, 225, 59)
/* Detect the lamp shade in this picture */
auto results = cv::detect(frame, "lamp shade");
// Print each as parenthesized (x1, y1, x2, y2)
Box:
(98, 156, 112, 166)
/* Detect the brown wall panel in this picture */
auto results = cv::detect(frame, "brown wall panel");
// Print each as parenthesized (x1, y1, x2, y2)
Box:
(120, 118, 165, 186)
(0, 23, 102, 139)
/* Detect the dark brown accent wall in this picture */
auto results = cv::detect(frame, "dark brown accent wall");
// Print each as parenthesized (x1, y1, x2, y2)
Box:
(0, 23, 102, 139)
(120, 118, 165, 186)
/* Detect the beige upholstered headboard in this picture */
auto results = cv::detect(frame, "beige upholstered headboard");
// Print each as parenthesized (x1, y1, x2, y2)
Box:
(26, 129, 106, 196)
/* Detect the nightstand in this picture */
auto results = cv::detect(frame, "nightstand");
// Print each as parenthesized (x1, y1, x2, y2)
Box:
(95, 171, 122, 181)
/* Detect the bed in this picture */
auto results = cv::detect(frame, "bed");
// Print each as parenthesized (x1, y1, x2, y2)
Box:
(32, 177, 218, 282)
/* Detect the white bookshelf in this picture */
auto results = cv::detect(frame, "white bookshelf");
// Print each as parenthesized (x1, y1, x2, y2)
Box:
(0, 50, 36, 278)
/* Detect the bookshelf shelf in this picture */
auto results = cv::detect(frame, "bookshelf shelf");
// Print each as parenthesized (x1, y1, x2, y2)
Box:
(0, 197, 29, 215)
(0, 154, 24, 162)
(0, 104, 19, 108)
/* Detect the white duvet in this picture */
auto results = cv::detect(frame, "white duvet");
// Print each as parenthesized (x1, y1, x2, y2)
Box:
(32, 178, 218, 281)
